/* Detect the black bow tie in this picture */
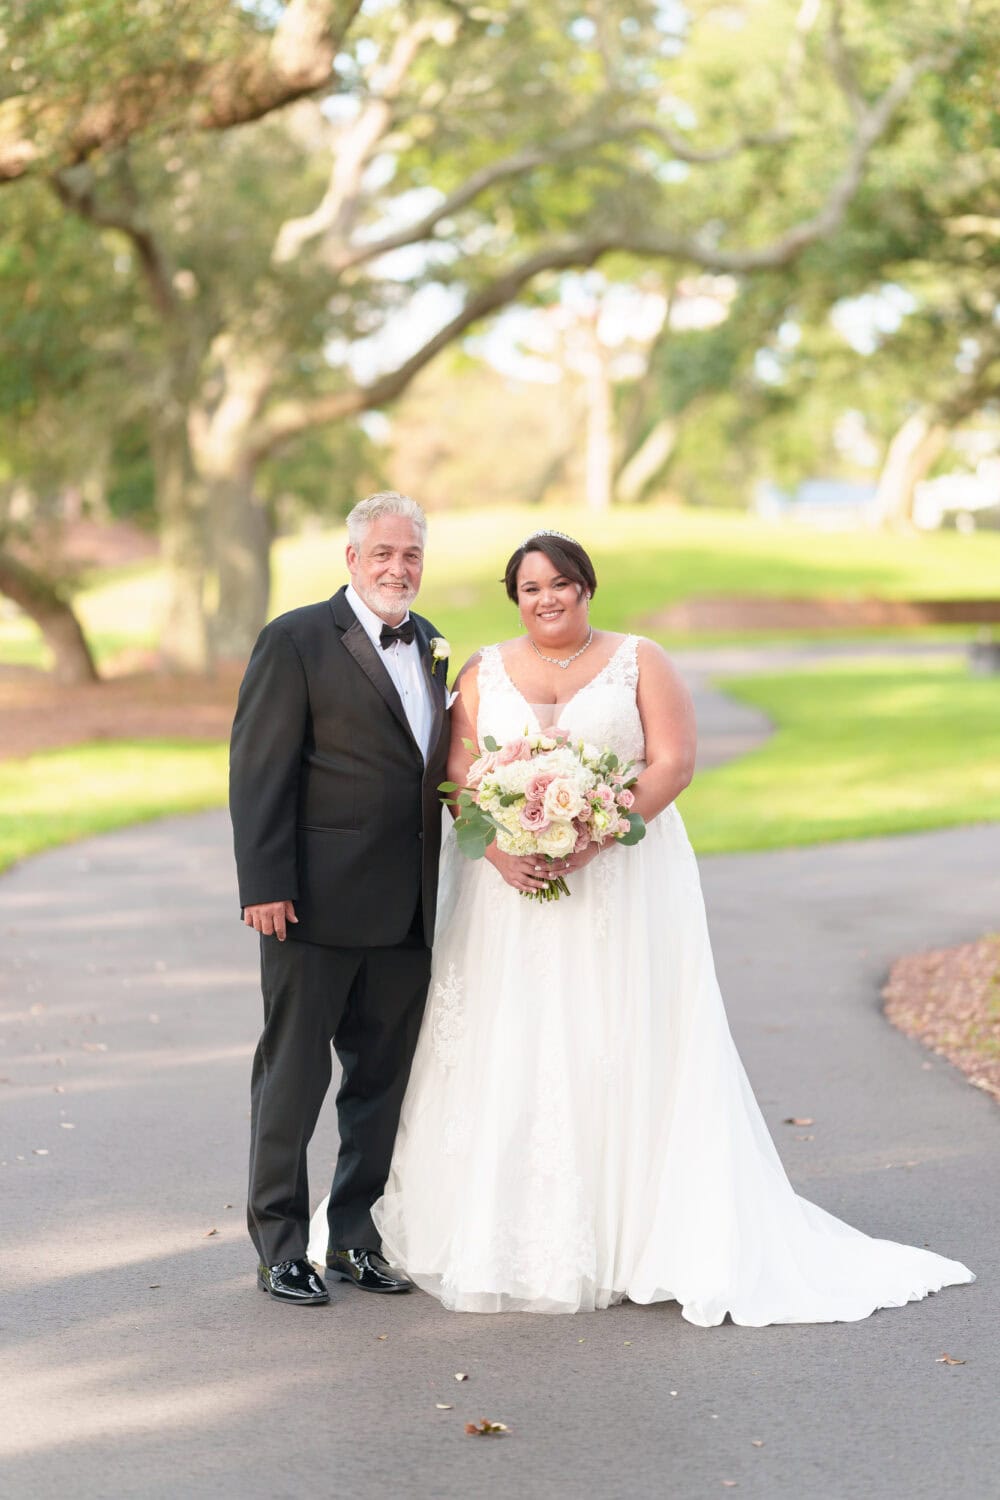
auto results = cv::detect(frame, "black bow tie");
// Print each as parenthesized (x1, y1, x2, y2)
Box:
(379, 619, 415, 649)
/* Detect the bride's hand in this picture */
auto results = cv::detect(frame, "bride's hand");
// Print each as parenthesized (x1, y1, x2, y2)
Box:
(561, 839, 611, 876)
(485, 846, 571, 894)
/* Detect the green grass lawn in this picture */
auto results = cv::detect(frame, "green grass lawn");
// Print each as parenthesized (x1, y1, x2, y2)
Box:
(3, 504, 999, 670)
(2, 657, 997, 875)
(679, 657, 1000, 853)
(0, 741, 228, 872)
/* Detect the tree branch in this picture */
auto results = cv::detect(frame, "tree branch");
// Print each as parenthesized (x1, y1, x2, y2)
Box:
(825, 0, 868, 122)
(250, 239, 615, 459)
(326, 116, 796, 277)
(51, 159, 178, 321)
(251, 25, 959, 457)
(0, 0, 362, 184)
(273, 14, 444, 265)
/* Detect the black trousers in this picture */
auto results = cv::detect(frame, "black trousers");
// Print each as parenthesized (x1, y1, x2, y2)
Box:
(247, 921, 431, 1266)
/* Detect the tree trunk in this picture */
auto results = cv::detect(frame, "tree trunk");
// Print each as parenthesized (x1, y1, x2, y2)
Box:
(0, 551, 99, 683)
(873, 410, 949, 529)
(153, 415, 213, 672)
(582, 326, 613, 514)
(615, 415, 679, 504)
(210, 471, 274, 661)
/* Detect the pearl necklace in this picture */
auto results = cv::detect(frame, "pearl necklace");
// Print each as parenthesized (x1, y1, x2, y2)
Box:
(529, 626, 594, 670)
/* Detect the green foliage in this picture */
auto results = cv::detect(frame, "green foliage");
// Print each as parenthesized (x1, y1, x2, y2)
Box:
(1, 0, 997, 651)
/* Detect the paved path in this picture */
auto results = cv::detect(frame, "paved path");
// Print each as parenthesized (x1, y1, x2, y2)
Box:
(2, 645, 997, 1499)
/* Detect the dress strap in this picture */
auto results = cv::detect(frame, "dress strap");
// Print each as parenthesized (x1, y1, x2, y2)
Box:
(603, 634, 640, 692)
(475, 643, 507, 694)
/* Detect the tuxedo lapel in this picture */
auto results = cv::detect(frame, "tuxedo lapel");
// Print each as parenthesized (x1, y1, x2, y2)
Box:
(329, 589, 420, 755)
(413, 617, 448, 759)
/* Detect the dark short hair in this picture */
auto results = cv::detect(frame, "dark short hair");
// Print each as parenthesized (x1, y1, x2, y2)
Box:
(503, 534, 598, 603)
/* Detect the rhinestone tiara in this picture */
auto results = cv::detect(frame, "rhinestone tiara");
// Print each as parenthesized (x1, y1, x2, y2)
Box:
(518, 528, 579, 548)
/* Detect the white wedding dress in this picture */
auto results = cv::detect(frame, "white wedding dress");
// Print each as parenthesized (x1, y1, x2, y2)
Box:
(309, 635, 973, 1323)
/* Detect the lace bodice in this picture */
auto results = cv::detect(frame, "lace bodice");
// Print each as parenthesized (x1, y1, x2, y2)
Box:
(476, 635, 645, 766)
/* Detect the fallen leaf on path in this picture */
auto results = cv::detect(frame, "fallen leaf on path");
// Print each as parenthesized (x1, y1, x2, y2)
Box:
(936, 1353, 966, 1365)
(751, 1439, 764, 1448)
(148, 1284, 161, 1289)
(375, 1335, 388, 1341)
(203, 1227, 218, 1237)
(455, 1372, 468, 1381)
(81, 1042, 108, 1053)
(32, 1148, 49, 1156)
(60, 1123, 75, 1129)
(465, 1419, 508, 1437)
(435, 1404, 452, 1410)
(783, 1117, 814, 1126)
(794, 1134, 815, 1141)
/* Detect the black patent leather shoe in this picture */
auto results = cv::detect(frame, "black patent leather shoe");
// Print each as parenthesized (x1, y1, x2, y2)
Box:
(326, 1247, 413, 1293)
(257, 1259, 330, 1305)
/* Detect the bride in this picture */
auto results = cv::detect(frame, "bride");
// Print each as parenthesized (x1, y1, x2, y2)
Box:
(310, 529, 973, 1324)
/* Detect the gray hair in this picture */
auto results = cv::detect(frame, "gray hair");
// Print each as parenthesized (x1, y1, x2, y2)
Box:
(346, 490, 427, 549)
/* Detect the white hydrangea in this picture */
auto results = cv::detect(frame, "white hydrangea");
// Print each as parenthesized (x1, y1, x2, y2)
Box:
(496, 827, 536, 856)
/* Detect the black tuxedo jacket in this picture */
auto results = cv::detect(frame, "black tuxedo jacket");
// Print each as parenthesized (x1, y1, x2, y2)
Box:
(229, 586, 450, 948)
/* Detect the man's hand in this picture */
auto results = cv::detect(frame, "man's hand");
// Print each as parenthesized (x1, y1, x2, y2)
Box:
(243, 900, 298, 941)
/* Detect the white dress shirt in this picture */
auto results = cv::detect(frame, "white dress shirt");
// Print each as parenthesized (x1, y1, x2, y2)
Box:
(345, 584, 434, 762)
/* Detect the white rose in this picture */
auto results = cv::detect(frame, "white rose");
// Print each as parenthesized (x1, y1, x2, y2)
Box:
(537, 821, 577, 857)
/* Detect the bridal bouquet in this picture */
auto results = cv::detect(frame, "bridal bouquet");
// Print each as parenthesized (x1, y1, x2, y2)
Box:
(440, 730, 645, 901)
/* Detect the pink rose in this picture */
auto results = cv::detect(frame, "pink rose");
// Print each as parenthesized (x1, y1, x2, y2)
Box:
(617, 788, 635, 810)
(573, 819, 591, 853)
(467, 750, 499, 785)
(594, 785, 616, 811)
(520, 800, 551, 832)
(548, 726, 571, 745)
(525, 771, 555, 802)
(617, 817, 631, 836)
(497, 736, 532, 766)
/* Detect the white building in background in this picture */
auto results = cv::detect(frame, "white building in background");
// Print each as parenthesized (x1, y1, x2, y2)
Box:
(913, 458, 1000, 532)
(753, 478, 878, 530)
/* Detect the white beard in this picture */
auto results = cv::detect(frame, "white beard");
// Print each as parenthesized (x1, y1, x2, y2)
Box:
(354, 579, 417, 621)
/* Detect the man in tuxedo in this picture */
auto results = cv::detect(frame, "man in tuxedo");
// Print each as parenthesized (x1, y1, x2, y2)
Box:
(229, 492, 449, 1305)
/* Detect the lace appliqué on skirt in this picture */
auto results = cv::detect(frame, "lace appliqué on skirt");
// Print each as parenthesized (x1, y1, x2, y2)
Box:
(430, 962, 464, 1068)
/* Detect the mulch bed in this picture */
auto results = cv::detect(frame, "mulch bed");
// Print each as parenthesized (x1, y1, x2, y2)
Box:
(651, 595, 1000, 631)
(883, 937, 1000, 1106)
(0, 662, 243, 761)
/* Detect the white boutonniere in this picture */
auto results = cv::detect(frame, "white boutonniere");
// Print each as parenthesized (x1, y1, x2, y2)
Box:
(429, 636, 450, 677)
